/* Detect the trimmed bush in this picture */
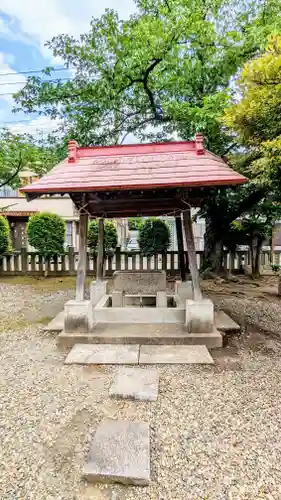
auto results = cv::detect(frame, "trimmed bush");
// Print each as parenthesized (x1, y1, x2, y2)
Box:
(138, 218, 170, 256)
(88, 220, 118, 255)
(0, 216, 12, 258)
(27, 212, 65, 259)
(128, 217, 143, 231)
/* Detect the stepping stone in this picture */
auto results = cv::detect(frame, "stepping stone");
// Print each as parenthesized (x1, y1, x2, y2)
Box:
(215, 310, 240, 333)
(84, 420, 150, 486)
(139, 345, 214, 364)
(64, 344, 139, 365)
(109, 367, 159, 401)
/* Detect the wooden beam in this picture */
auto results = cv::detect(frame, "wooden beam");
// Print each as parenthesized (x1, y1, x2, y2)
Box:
(75, 211, 88, 301)
(96, 218, 104, 281)
(175, 215, 186, 282)
(182, 208, 202, 300)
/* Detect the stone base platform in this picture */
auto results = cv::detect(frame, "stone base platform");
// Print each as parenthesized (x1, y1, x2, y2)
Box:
(45, 309, 239, 335)
(58, 324, 222, 350)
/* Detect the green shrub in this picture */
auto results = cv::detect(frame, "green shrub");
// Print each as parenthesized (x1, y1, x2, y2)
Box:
(138, 218, 170, 256)
(0, 216, 12, 258)
(88, 220, 118, 255)
(27, 212, 65, 259)
(271, 264, 280, 274)
(128, 217, 143, 231)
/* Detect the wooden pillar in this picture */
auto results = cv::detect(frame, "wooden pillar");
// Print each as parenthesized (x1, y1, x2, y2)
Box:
(96, 218, 104, 281)
(175, 215, 186, 282)
(182, 208, 202, 301)
(75, 211, 88, 301)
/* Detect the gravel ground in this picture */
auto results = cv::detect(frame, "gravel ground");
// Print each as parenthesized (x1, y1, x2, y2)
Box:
(214, 295, 281, 338)
(1, 281, 281, 500)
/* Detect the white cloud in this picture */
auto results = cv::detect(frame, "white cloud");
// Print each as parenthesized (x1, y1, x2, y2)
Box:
(0, 53, 27, 105)
(0, 15, 37, 48)
(1, 0, 135, 59)
(8, 116, 63, 137)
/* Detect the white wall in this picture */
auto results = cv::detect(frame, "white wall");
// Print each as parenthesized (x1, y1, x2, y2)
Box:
(0, 195, 78, 220)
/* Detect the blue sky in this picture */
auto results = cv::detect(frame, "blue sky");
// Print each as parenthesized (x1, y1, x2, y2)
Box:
(0, 0, 135, 136)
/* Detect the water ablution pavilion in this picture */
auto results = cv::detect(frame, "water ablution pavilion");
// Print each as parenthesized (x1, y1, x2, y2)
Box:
(22, 134, 245, 349)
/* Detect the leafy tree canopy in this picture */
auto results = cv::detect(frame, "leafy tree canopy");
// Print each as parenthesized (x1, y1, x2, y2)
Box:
(223, 34, 281, 190)
(88, 220, 118, 254)
(197, 34, 281, 271)
(14, 0, 281, 153)
(0, 216, 12, 258)
(0, 129, 65, 189)
(27, 212, 66, 259)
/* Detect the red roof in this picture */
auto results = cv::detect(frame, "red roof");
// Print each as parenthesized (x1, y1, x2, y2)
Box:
(21, 136, 246, 195)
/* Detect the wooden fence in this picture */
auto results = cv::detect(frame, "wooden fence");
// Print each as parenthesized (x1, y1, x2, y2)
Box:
(0, 247, 278, 277)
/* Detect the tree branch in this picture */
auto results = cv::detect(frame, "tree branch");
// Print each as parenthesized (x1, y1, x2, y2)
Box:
(163, 0, 171, 12)
(0, 152, 23, 189)
(142, 58, 168, 121)
(228, 187, 268, 223)
(222, 142, 238, 156)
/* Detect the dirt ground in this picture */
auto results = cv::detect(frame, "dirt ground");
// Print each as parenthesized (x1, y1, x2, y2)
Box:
(1, 275, 281, 500)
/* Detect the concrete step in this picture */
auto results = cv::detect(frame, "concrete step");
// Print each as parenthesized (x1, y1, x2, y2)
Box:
(58, 324, 222, 349)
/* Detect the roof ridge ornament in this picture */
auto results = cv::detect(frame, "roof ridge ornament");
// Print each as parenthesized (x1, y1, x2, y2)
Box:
(68, 140, 78, 163)
(195, 133, 204, 155)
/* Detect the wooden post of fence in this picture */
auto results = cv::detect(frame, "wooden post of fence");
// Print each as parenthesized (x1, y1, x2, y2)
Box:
(162, 252, 167, 273)
(21, 247, 28, 273)
(115, 246, 121, 270)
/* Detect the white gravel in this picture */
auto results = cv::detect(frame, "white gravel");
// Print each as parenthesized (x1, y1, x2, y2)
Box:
(215, 295, 281, 338)
(1, 282, 281, 500)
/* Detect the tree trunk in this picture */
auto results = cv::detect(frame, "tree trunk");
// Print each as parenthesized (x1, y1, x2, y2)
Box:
(250, 237, 262, 278)
(203, 217, 224, 274)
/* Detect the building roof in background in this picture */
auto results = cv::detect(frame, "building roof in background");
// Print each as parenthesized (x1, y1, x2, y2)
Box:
(21, 135, 246, 198)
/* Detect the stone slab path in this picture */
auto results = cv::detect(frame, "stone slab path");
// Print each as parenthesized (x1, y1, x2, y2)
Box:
(64, 344, 139, 365)
(64, 344, 214, 365)
(84, 419, 150, 486)
(109, 367, 159, 401)
(139, 345, 214, 364)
